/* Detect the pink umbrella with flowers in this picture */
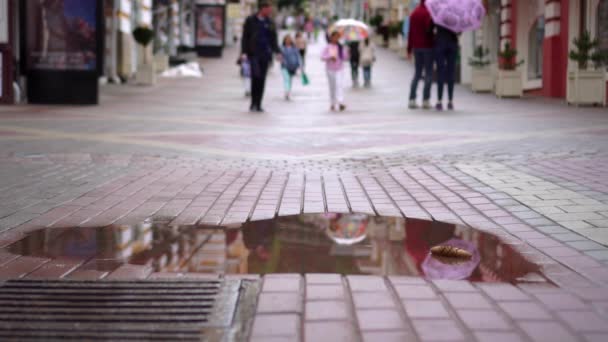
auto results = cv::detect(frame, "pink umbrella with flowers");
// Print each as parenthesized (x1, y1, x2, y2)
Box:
(425, 0, 486, 33)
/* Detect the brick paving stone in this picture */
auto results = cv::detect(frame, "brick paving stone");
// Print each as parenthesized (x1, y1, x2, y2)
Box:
(0, 256, 50, 280)
(306, 301, 350, 321)
(389, 276, 427, 285)
(24, 258, 83, 279)
(556, 311, 608, 332)
(352, 292, 396, 309)
(477, 284, 530, 301)
(519, 321, 578, 342)
(403, 300, 451, 319)
(432, 279, 477, 292)
(251, 314, 300, 339)
(356, 309, 405, 331)
(498, 302, 553, 320)
(263, 276, 302, 293)
(257, 292, 303, 314)
(347, 275, 388, 292)
(306, 273, 342, 284)
(411, 319, 467, 341)
(362, 331, 417, 342)
(585, 333, 608, 342)
(456, 309, 512, 331)
(394, 284, 437, 300)
(474, 332, 526, 342)
(533, 293, 587, 310)
(306, 285, 345, 301)
(304, 321, 358, 342)
(444, 292, 493, 310)
(105, 264, 153, 280)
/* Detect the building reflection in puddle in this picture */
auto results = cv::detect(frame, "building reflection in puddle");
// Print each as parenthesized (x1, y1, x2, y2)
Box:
(5, 214, 544, 283)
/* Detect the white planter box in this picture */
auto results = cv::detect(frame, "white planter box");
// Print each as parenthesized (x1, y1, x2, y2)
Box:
(495, 69, 523, 98)
(567, 69, 606, 106)
(135, 63, 157, 86)
(154, 53, 170, 73)
(471, 67, 493, 92)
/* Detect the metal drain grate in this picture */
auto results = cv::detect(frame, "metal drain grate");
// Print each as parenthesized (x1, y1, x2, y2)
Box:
(0, 279, 241, 341)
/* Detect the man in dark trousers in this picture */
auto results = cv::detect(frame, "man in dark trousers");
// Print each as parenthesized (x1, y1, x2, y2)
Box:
(407, 0, 434, 110)
(241, 2, 280, 113)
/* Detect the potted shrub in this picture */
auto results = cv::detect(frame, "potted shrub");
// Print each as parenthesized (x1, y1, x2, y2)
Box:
(495, 42, 524, 98)
(567, 31, 607, 106)
(132, 26, 156, 85)
(469, 45, 493, 92)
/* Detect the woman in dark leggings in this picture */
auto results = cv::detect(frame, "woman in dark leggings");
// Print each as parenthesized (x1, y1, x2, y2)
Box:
(434, 25, 458, 111)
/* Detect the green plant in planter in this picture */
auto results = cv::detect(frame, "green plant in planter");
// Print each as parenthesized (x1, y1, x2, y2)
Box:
(468, 46, 491, 68)
(498, 42, 524, 70)
(132, 26, 155, 64)
(569, 31, 603, 70)
(591, 50, 608, 69)
(389, 21, 402, 38)
(370, 14, 384, 29)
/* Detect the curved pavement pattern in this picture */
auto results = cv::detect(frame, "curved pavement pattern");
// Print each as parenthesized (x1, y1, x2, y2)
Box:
(1, 38, 608, 341)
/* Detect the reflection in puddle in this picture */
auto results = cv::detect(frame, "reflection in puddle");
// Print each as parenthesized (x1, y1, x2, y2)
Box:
(4, 214, 544, 283)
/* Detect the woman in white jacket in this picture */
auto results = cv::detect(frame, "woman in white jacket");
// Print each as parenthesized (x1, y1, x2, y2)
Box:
(359, 38, 376, 88)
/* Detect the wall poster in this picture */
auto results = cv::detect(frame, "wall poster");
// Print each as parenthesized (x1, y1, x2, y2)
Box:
(24, 0, 98, 71)
(195, 5, 225, 47)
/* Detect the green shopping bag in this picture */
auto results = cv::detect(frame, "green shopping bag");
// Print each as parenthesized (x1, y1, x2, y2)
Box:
(301, 72, 310, 86)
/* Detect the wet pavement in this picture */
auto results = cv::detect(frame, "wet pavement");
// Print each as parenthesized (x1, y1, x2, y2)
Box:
(0, 36, 608, 341)
(4, 214, 542, 284)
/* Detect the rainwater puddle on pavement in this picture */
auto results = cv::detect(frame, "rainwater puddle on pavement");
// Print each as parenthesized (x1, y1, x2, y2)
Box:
(4, 214, 545, 283)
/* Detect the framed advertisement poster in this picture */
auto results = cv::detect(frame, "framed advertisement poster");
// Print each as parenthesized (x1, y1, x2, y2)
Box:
(20, 0, 104, 104)
(196, 5, 225, 46)
(195, 4, 225, 57)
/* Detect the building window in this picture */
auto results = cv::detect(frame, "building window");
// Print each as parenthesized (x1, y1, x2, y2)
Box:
(528, 17, 544, 80)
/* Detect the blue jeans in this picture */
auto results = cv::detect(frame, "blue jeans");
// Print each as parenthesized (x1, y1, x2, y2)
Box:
(435, 43, 458, 102)
(409, 48, 434, 101)
(363, 66, 372, 83)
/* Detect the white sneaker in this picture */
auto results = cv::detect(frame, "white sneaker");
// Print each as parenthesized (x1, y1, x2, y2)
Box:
(422, 101, 431, 110)
(408, 100, 418, 109)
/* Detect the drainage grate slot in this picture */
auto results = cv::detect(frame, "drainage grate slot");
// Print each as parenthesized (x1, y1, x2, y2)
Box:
(0, 279, 240, 340)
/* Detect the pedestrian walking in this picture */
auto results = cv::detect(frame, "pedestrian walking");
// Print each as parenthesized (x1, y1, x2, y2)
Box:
(321, 31, 348, 112)
(304, 17, 315, 41)
(359, 38, 376, 87)
(241, 2, 281, 112)
(348, 41, 361, 88)
(434, 24, 458, 111)
(295, 32, 307, 68)
(280, 35, 302, 101)
(407, 0, 435, 110)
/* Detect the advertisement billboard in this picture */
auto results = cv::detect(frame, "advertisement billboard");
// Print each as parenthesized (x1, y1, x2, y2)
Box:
(195, 5, 225, 47)
(24, 0, 98, 71)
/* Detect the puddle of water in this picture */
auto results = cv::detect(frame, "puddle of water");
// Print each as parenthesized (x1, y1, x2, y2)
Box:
(4, 214, 543, 283)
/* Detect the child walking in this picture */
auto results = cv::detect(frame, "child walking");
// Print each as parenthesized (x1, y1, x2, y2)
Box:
(359, 38, 376, 88)
(321, 31, 348, 111)
(281, 35, 302, 101)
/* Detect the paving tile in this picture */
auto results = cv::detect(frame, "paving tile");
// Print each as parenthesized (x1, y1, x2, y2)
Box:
(305, 321, 357, 342)
(306, 273, 342, 285)
(444, 292, 493, 309)
(474, 332, 526, 342)
(251, 314, 300, 338)
(456, 309, 512, 331)
(403, 300, 451, 319)
(498, 302, 553, 320)
(306, 301, 349, 321)
(347, 275, 388, 292)
(394, 284, 437, 300)
(357, 309, 405, 331)
(411, 319, 466, 341)
(306, 285, 345, 301)
(263, 276, 302, 293)
(585, 333, 608, 342)
(556, 311, 608, 332)
(432, 279, 477, 292)
(534, 293, 587, 310)
(352, 292, 396, 309)
(257, 292, 303, 314)
(362, 331, 417, 342)
(519, 321, 578, 342)
(478, 284, 530, 301)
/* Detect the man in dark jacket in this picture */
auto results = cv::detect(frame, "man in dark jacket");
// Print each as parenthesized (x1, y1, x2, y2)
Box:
(241, 2, 280, 112)
(407, 0, 434, 110)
